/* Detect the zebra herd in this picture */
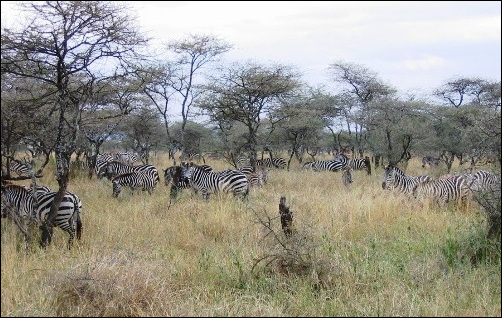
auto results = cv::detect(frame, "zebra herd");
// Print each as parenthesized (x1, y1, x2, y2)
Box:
(382, 165, 500, 208)
(2, 151, 499, 250)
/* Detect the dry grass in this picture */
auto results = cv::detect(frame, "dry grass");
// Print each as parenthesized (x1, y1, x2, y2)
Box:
(1, 155, 500, 316)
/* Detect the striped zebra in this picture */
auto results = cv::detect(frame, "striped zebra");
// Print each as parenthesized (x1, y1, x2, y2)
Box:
(470, 170, 500, 193)
(98, 161, 159, 181)
(94, 153, 114, 177)
(349, 157, 372, 175)
(1, 183, 82, 249)
(382, 165, 432, 195)
(111, 171, 158, 197)
(412, 174, 474, 207)
(256, 157, 287, 169)
(301, 159, 346, 172)
(8, 161, 31, 177)
(181, 162, 250, 200)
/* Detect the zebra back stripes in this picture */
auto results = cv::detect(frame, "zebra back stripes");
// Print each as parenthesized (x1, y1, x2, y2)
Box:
(349, 157, 372, 175)
(98, 161, 159, 183)
(382, 165, 432, 195)
(111, 171, 158, 197)
(470, 170, 500, 193)
(181, 162, 249, 200)
(1, 183, 82, 249)
(301, 159, 346, 172)
(412, 174, 474, 207)
(256, 157, 286, 169)
(8, 161, 31, 177)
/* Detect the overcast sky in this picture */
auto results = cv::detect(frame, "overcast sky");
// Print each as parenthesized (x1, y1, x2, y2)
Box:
(2, 1, 501, 97)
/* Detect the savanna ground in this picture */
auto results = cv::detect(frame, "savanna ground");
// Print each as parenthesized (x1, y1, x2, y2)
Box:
(1, 153, 500, 316)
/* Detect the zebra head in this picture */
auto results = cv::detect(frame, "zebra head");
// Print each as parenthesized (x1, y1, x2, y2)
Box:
(382, 165, 401, 190)
(180, 161, 194, 180)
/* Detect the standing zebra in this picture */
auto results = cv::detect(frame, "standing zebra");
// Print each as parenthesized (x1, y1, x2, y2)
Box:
(412, 174, 474, 208)
(98, 161, 159, 181)
(256, 157, 287, 169)
(181, 162, 250, 200)
(94, 153, 114, 177)
(470, 170, 500, 193)
(382, 165, 432, 195)
(111, 171, 159, 197)
(301, 159, 346, 172)
(1, 183, 82, 249)
(349, 156, 372, 175)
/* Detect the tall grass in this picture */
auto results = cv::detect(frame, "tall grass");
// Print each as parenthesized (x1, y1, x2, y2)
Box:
(1, 155, 500, 316)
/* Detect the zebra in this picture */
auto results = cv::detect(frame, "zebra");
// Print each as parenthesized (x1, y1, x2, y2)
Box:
(98, 160, 159, 182)
(1, 183, 82, 249)
(94, 153, 114, 177)
(469, 170, 500, 193)
(422, 156, 441, 168)
(256, 157, 287, 169)
(382, 165, 432, 195)
(301, 159, 346, 172)
(349, 157, 372, 175)
(8, 161, 31, 177)
(239, 165, 269, 185)
(111, 171, 159, 197)
(181, 162, 250, 200)
(412, 174, 474, 208)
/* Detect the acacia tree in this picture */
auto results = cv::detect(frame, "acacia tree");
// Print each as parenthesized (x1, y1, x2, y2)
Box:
(327, 60, 396, 158)
(168, 34, 232, 151)
(1, 1, 147, 247)
(197, 61, 302, 167)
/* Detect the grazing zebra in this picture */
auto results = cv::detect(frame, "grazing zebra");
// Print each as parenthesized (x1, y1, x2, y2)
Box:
(349, 157, 372, 175)
(422, 156, 441, 168)
(412, 174, 474, 207)
(382, 165, 432, 195)
(301, 159, 346, 172)
(111, 171, 158, 197)
(256, 157, 287, 169)
(181, 162, 250, 200)
(98, 160, 159, 182)
(1, 183, 82, 249)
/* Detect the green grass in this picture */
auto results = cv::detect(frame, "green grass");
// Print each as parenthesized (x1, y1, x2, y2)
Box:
(1, 155, 500, 316)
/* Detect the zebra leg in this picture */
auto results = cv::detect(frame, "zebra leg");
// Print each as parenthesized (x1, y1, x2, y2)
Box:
(76, 214, 83, 241)
(39, 223, 53, 249)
